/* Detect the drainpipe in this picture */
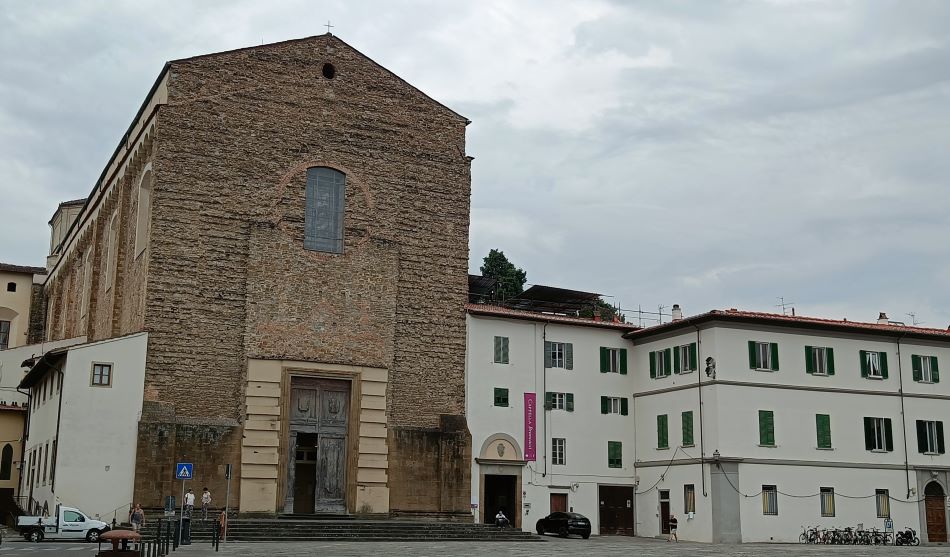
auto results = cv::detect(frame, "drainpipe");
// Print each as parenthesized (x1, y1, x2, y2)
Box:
(51, 365, 65, 494)
(895, 334, 912, 499)
(694, 325, 707, 497)
(541, 323, 548, 478)
(16, 386, 32, 509)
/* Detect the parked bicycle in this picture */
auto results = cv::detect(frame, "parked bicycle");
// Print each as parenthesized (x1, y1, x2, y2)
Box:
(799, 525, 898, 545)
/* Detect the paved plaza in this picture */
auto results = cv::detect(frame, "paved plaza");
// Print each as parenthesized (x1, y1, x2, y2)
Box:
(1, 536, 948, 557)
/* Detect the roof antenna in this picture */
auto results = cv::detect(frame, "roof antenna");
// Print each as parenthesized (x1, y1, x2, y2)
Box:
(776, 296, 795, 316)
(906, 312, 921, 326)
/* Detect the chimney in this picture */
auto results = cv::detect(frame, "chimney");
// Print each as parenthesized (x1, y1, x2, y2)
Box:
(877, 312, 889, 325)
(672, 304, 683, 321)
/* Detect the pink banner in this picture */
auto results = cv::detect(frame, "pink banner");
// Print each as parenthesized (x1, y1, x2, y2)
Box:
(524, 393, 537, 461)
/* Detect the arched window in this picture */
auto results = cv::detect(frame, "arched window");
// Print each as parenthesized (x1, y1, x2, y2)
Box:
(134, 168, 153, 257)
(304, 167, 345, 254)
(0, 443, 13, 480)
(6, 282, 15, 292)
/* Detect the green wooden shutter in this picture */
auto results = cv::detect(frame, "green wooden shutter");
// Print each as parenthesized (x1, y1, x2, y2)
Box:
(826, 347, 835, 375)
(544, 342, 553, 368)
(748, 341, 757, 369)
(937, 421, 945, 454)
(493, 388, 508, 407)
(601, 396, 609, 414)
(664, 348, 672, 375)
(565, 343, 573, 370)
(599, 347, 608, 373)
(816, 414, 831, 449)
(649, 351, 657, 379)
(880, 352, 889, 379)
(494, 337, 503, 363)
(607, 441, 622, 468)
(544, 392, 553, 410)
(805, 346, 815, 374)
(912, 355, 922, 381)
(863, 417, 875, 450)
(620, 398, 628, 416)
(883, 418, 894, 451)
(682, 411, 694, 446)
(619, 348, 628, 375)
(860, 351, 869, 378)
(657, 415, 668, 449)
(758, 410, 775, 446)
(770, 343, 779, 371)
(917, 420, 928, 453)
(689, 343, 698, 371)
(932, 357, 940, 383)
(566, 393, 574, 412)
(673, 347, 681, 374)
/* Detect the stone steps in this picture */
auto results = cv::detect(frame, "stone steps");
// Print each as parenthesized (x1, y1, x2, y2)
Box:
(137, 519, 541, 542)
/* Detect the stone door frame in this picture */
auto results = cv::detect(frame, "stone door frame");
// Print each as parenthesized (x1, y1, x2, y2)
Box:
(277, 367, 361, 514)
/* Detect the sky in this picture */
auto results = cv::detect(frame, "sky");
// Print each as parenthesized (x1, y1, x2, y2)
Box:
(1, 0, 949, 327)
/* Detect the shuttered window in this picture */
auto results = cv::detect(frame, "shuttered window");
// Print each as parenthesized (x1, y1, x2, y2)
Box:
(546, 392, 574, 412)
(682, 411, 694, 446)
(863, 417, 893, 451)
(600, 396, 628, 415)
(748, 341, 779, 371)
(816, 414, 832, 449)
(674, 343, 699, 373)
(304, 167, 346, 253)
(544, 342, 573, 370)
(493, 336, 509, 364)
(758, 410, 775, 446)
(600, 347, 628, 374)
(607, 441, 622, 468)
(875, 489, 890, 518)
(657, 414, 669, 449)
(912, 355, 940, 383)
(859, 350, 888, 379)
(916, 420, 945, 455)
(820, 487, 835, 517)
(805, 346, 835, 376)
(762, 485, 778, 515)
(493, 388, 509, 407)
(650, 348, 672, 378)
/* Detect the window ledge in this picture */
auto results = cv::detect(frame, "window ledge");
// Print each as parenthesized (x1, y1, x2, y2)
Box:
(758, 444, 777, 448)
(816, 447, 835, 451)
(754, 368, 776, 372)
(866, 376, 884, 381)
(869, 449, 890, 453)
(656, 447, 671, 451)
(809, 373, 831, 378)
(922, 452, 940, 456)
(916, 380, 935, 384)
(682, 444, 696, 448)
(676, 370, 695, 375)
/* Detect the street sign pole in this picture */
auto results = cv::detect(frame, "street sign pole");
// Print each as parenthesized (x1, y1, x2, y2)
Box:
(174, 462, 194, 547)
(224, 463, 232, 544)
(178, 479, 185, 546)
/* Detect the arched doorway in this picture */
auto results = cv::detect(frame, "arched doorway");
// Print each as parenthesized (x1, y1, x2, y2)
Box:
(924, 482, 947, 543)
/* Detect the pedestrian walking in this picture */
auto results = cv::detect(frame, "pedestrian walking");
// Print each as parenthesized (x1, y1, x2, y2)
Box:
(129, 504, 145, 532)
(201, 487, 213, 520)
(184, 489, 196, 517)
(668, 513, 678, 542)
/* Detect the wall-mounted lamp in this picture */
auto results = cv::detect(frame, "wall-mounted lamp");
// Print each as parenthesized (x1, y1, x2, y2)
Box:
(712, 450, 721, 468)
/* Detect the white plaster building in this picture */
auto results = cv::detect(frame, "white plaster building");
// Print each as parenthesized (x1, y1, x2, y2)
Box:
(627, 309, 949, 544)
(18, 333, 147, 522)
(465, 301, 637, 535)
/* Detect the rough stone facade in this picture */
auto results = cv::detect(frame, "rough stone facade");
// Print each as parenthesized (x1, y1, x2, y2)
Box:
(38, 35, 472, 514)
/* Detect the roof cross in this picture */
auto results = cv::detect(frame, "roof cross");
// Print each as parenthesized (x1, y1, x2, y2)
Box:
(324, 21, 334, 34)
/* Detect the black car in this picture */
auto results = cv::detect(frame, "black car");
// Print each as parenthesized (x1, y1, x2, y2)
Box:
(536, 512, 591, 539)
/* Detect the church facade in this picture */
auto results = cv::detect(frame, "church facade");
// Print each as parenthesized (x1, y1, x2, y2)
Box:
(33, 34, 473, 517)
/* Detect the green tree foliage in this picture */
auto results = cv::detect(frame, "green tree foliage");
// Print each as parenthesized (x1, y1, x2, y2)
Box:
(480, 249, 527, 300)
(580, 298, 626, 322)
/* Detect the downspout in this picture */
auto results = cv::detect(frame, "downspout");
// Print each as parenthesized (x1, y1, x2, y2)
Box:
(51, 365, 65, 494)
(541, 322, 548, 478)
(16, 386, 32, 509)
(895, 333, 911, 499)
(694, 325, 707, 497)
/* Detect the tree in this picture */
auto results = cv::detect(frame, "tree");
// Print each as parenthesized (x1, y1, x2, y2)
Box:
(480, 249, 527, 301)
(580, 298, 625, 323)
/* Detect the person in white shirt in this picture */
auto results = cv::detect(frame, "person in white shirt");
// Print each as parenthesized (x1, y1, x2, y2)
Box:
(184, 489, 196, 517)
(494, 509, 509, 528)
(201, 488, 213, 521)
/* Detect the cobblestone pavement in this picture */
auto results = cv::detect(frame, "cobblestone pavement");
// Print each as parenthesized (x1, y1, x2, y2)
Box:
(176, 536, 950, 557)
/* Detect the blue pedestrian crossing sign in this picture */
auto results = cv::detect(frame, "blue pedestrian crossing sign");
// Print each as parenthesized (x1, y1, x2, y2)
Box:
(176, 462, 193, 480)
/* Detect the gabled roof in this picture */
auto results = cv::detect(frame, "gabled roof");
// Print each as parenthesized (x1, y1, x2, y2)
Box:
(467, 303, 638, 331)
(625, 308, 950, 342)
(170, 33, 469, 124)
(0, 262, 47, 275)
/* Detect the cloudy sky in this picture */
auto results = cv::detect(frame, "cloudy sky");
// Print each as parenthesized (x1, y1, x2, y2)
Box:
(1, 0, 948, 327)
